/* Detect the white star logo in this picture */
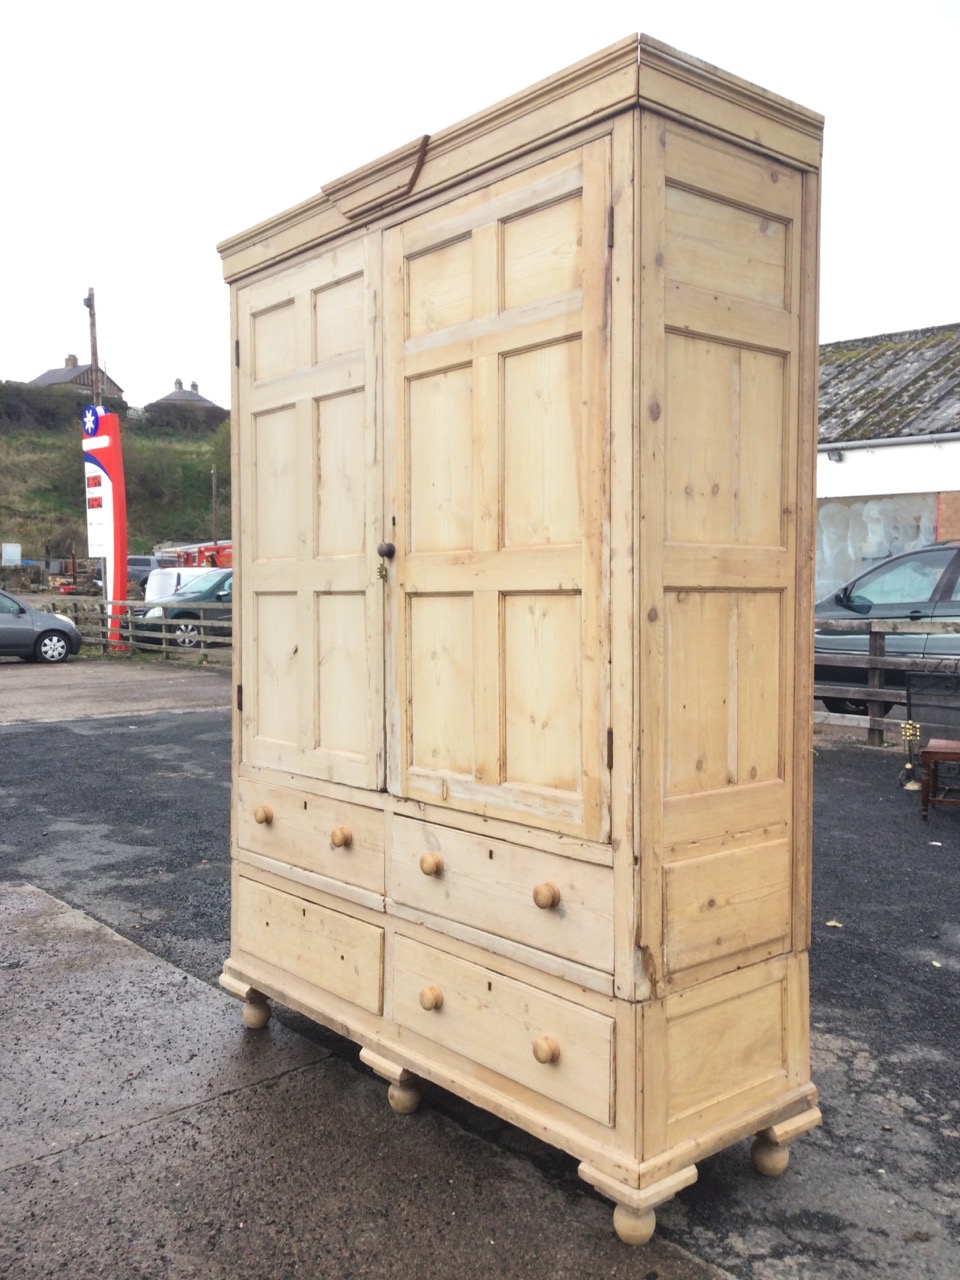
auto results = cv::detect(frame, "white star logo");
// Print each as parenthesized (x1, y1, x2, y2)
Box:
(83, 408, 98, 436)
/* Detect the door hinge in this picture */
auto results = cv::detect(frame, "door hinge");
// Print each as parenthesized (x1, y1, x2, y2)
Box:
(607, 207, 615, 248)
(235, 338, 240, 368)
(236, 684, 243, 712)
(606, 728, 613, 770)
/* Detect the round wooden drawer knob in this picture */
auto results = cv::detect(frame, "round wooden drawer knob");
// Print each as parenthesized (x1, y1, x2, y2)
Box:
(253, 804, 274, 825)
(331, 826, 353, 848)
(419, 851, 444, 876)
(418, 985, 444, 1011)
(532, 882, 561, 910)
(532, 1036, 561, 1064)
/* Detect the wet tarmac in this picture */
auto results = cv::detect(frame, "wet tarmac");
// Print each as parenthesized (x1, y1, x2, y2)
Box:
(0, 662, 958, 1277)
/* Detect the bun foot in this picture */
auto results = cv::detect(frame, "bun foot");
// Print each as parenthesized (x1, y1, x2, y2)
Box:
(612, 1204, 656, 1245)
(242, 998, 272, 1030)
(387, 1079, 422, 1114)
(360, 1048, 422, 1114)
(751, 1134, 790, 1177)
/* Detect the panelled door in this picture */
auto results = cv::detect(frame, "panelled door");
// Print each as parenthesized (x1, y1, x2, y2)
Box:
(236, 236, 384, 790)
(383, 141, 613, 841)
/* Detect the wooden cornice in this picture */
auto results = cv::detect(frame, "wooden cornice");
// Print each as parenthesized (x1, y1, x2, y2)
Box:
(414, 35, 639, 191)
(218, 33, 824, 281)
(637, 36, 824, 169)
(217, 37, 639, 280)
(323, 134, 430, 222)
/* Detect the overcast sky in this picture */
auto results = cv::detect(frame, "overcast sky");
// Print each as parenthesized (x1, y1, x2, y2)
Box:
(3, 0, 956, 411)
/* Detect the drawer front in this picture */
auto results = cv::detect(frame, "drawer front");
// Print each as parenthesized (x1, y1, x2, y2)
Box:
(236, 876, 384, 1013)
(390, 818, 613, 971)
(392, 936, 614, 1124)
(237, 779, 384, 894)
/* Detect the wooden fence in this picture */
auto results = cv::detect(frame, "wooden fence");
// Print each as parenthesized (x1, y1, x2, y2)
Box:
(41, 604, 960, 743)
(814, 618, 960, 746)
(44, 598, 232, 660)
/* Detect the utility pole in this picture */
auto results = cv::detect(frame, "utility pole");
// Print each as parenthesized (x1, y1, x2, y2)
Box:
(83, 287, 101, 405)
(211, 464, 218, 545)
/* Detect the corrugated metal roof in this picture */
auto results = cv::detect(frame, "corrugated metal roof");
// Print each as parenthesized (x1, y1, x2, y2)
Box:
(819, 322, 960, 444)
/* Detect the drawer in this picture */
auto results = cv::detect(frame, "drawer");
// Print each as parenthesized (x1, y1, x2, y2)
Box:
(235, 876, 383, 1013)
(237, 779, 384, 894)
(389, 818, 613, 971)
(392, 936, 614, 1124)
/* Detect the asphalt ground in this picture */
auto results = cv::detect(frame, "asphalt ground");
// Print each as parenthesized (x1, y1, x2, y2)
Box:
(0, 658, 958, 1278)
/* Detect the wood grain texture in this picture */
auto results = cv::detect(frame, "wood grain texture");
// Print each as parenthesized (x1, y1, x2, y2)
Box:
(222, 41, 822, 1235)
(392, 935, 615, 1124)
(386, 143, 610, 839)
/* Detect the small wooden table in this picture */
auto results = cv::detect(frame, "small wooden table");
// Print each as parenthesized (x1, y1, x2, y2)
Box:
(919, 738, 960, 819)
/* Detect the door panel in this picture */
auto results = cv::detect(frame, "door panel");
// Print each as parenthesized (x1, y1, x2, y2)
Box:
(237, 238, 384, 788)
(384, 142, 612, 839)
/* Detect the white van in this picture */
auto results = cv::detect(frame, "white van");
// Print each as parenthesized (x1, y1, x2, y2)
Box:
(143, 566, 213, 602)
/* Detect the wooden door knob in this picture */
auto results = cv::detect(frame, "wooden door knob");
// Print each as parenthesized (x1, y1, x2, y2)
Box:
(331, 826, 353, 848)
(418, 985, 444, 1011)
(253, 804, 274, 825)
(419, 851, 444, 876)
(532, 1035, 561, 1064)
(532, 882, 561, 910)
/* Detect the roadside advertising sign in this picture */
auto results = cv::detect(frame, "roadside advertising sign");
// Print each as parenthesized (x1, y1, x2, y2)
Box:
(82, 405, 128, 646)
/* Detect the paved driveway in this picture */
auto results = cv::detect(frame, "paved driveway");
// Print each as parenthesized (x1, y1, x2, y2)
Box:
(0, 652, 231, 724)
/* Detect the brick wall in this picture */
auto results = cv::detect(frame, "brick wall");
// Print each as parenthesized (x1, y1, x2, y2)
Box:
(938, 491, 960, 540)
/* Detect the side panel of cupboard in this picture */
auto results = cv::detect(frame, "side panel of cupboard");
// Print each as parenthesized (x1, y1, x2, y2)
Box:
(635, 113, 818, 1154)
(638, 113, 813, 997)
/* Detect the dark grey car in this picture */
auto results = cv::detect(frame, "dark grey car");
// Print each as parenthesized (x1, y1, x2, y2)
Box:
(814, 541, 960, 713)
(126, 568, 232, 649)
(0, 590, 83, 663)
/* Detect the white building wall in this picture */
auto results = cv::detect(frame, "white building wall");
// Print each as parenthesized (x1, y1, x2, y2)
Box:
(817, 438, 960, 499)
(815, 439, 960, 600)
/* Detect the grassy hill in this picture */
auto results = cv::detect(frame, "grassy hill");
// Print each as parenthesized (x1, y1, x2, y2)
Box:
(0, 382, 231, 568)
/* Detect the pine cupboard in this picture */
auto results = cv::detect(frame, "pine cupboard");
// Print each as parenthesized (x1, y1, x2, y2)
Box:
(218, 35, 824, 1244)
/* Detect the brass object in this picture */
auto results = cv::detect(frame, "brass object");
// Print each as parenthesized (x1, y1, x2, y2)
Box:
(901, 720, 921, 791)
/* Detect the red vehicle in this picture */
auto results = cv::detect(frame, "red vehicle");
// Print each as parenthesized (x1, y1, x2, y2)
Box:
(172, 542, 232, 569)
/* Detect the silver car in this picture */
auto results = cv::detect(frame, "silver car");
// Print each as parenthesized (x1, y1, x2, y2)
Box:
(0, 589, 83, 663)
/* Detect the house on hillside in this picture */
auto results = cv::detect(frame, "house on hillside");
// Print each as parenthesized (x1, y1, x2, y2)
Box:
(142, 380, 229, 432)
(816, 322, 960, 598)
(28, 354, 123, 399)
(145, 378, 225, 411)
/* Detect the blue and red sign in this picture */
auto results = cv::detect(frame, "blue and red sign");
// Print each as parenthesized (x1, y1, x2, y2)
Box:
(81, 405, 128, 645)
